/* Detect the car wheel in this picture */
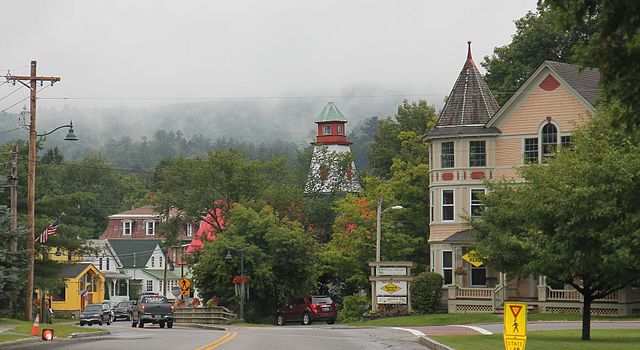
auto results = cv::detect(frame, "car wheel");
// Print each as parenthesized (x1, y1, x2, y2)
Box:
(99, 320, 103, 326)
(327, 319, 336, 325)
(79, 322, 85, 326)
(138, 320, 144, 328)
(167, 322, 173, 329)
(302, 312, 311, 325)
(277, 315, 285, 326)
(159, 322, 165, 328)
(107, 316, 112, 325)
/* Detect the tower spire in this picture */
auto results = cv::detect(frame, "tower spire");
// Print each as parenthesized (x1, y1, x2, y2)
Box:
(464, 40, 475, 68)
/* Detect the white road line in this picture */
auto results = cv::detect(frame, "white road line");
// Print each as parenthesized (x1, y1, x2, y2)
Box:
(452, 324, 493, 335)
(391, 327, 426, 337)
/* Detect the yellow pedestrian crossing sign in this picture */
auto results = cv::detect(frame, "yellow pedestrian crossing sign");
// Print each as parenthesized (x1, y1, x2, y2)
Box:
(179, 276, 191, 291)
(504, 302, 527, 350)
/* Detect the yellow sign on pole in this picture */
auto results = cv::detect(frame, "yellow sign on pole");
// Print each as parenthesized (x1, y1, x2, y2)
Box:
(461, 250, 483, 267)
(504, 302, 527, 350)
(179, 277, 191, 291)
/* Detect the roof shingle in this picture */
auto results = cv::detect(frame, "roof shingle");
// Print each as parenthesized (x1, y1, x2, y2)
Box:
(546, 61, 600, 106)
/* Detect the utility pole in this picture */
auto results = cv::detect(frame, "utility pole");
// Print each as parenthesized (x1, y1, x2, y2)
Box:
(10, 145, 18, 252)
(5, 60, 60, 321)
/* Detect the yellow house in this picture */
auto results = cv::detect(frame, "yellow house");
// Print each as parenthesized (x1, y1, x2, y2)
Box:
(50, 263, 105, 312)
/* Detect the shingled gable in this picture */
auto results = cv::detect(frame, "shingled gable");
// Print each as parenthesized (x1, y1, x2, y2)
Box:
(107, 239, 161, 268)
(486, 61, 600, 129)
(426, 42, 500, 139)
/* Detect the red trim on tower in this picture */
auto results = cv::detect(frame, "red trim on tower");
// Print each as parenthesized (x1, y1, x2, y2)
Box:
(464, 41, 475, 69)
(471, 171, 485, 180)
(442, 172, 454, 181)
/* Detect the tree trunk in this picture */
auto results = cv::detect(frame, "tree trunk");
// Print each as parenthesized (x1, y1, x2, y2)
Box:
(581, 296, 592, 340)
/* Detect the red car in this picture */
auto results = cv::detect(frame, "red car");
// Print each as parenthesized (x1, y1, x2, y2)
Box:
(276, 296, 337, 326)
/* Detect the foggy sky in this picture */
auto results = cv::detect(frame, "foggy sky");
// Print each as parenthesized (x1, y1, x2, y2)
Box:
(2, 0, 536, 111)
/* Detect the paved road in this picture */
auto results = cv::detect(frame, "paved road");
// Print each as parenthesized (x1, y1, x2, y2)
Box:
(42, 321, 426, 350)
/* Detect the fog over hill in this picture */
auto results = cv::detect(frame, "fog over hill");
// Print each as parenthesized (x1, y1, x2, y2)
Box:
(0, 91, 443, 161)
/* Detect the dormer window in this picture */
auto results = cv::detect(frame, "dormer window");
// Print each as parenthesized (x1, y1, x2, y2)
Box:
(322, 124, 332, 135)
(145, 221, 156, 235)
(122, 221, 132, 236)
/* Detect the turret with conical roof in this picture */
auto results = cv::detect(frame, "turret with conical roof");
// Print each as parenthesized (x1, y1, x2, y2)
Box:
(436, 41, 499, 127)
(314, 101, 351, 146)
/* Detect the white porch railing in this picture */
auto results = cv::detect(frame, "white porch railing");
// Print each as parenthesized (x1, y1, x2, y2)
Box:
(547, 287, 581, 301)
(492, 284, 505, 311)
(456, 287, 493, 299)
(547, 287, 620, 302)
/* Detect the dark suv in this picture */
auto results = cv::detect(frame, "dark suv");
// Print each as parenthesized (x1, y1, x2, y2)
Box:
(277, 296, 337, 326)
(79, 303, 112, 326)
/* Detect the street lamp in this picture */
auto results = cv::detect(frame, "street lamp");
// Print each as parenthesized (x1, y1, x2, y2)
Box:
(225, 247, 245, 322)
(376, 195, 403, 262)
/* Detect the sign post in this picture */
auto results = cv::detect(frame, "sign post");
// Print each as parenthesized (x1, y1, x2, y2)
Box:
(503, 302, 527, 350)
(368, 261, 413, 312)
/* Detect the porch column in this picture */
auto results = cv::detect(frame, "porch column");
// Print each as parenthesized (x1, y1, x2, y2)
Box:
(537, 275, 547, 302)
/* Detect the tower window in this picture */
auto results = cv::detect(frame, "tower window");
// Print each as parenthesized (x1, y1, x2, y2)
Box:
(469, 140, 486, 167)
(319, 164, 329, 181)
(337, 124, 344, 135)
(322, 124, 332, 135)
(441, 142, 454, 168)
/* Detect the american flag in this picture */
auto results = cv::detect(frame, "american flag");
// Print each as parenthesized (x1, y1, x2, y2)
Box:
(37, 215, 62, 244)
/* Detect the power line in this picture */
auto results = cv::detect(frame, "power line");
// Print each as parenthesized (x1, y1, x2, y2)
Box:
(0, 86, 24, 102)
(0, 85, 50, 113)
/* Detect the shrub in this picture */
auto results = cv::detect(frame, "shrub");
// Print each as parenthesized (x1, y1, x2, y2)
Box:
(337, 295, 370, 323)
(411, 272, 443, 313)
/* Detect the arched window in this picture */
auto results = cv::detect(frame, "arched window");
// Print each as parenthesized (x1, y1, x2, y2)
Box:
(541, 123, 558, 160)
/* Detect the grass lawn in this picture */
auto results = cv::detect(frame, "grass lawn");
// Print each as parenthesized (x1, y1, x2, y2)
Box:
(431, 329, 640, 350)
(0, 318, 105, 342)
(0, 334, 30, 342)
(349, 313, 640, 327)
(350, 313, 502, 326)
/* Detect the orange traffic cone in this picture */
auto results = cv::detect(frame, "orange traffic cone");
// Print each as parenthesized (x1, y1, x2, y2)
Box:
(31, 314, 40, 336)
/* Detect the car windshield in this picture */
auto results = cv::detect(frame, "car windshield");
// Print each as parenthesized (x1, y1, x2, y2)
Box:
(142, 296, 168, 303)
(312, 297, 333, 304)
(84, 305, 102, 312)
(117, 302, 130, 307)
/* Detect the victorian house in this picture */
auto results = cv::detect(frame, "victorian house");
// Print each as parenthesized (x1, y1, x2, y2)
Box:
(425, 42, 640, 315)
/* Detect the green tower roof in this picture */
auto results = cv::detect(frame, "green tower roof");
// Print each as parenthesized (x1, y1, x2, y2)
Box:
(314, 102, 348, 123)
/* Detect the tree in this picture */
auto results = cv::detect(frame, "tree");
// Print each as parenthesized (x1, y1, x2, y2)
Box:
(544, 0, 640, 131)
(472, 112, 640, 340)
(482, 5, 594, 105)
(0, 193, 28, 318)
(369, 100, 437, 178)
(191, 203, 317, 322)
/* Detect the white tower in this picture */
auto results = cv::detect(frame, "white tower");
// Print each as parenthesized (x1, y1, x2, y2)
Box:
(305, 102, 361, 194)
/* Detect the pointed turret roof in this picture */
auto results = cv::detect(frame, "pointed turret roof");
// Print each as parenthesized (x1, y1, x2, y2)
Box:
(314, 101, 348, 123)
(436, 41, 499, 127)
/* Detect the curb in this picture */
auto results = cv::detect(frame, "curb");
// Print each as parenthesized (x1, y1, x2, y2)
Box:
(180, 323, 228, 331)
(0, 330, 111, 349)
(417, 336, 456, 350)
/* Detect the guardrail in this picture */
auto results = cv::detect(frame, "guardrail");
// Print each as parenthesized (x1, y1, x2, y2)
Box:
(174, 307, 236, 325)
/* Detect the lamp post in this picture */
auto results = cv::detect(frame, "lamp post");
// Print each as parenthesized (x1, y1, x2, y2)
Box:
(375, 194, 403, 262)
(225, 247, 245, 322)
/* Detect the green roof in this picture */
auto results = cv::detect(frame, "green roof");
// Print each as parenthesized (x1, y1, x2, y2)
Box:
(314, 102, 348, 123)
(108, 239, 161, 268)
(142, 269, 181, 280)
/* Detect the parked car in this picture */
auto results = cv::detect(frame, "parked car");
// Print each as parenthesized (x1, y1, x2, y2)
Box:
(79, 303, 112, 326)
(112, 301, 136, 321)
(276, 296, 337, 326)
(131, 294, 175, 328)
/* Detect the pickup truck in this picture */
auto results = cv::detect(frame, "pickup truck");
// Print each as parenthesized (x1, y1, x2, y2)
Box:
(131, 294, 175, 328)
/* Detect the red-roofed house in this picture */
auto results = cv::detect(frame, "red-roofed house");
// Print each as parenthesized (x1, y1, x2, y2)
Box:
(99, 205, 195, 240)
